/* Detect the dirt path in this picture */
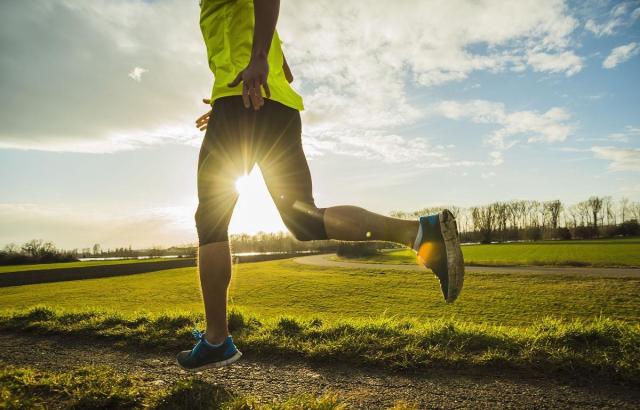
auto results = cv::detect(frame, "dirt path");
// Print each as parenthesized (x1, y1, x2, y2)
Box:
(1, 332, 638, 409)
(295, 254, 640, 278)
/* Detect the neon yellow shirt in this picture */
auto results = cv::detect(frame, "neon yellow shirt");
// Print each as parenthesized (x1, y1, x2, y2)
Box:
(199, 0, 304, 111)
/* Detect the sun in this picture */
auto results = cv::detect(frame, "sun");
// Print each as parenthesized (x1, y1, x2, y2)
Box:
(229, 168, 287, 235)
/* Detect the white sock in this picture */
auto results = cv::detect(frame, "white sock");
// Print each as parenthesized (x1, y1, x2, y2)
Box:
(203, 335, 225, 348)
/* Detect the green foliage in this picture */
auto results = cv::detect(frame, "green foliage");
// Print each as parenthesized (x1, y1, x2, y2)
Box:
(0, 364, 349, 409)
(155, 378, 232, 410)
(1, 306, 638, 384)
(0, 365, 147, 409)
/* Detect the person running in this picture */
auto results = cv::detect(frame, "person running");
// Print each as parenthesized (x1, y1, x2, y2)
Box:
(177, 0, 465, 371)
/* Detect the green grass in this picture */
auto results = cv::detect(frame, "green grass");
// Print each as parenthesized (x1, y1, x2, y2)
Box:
(336, 238, 640, 267)
(1, 259, 638, 326)
(2, 306, 639, 385)
(0, 257, 193, 274)
(0, 364, 351, 409)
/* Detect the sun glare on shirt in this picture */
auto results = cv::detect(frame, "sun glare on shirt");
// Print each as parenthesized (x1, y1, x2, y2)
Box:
(229, 168, 287, 235)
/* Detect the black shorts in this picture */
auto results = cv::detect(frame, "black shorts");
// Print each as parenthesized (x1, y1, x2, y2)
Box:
(195, 96, 328, 245)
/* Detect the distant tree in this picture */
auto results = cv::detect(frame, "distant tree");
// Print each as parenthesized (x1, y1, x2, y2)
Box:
(577, 201, 590, 227)
(3, 243, 19, 254)
(543, 200, 562, 230)
(620, 198, 630, 222)
(587, 196, 603, 228)
(92, 243, 101, 255)
(602, 196, 615, 226)
(471, 205, 495, 243)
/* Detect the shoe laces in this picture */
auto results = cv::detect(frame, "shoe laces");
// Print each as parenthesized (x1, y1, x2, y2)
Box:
(190, 329, 206, 357)
(192, 329, 205, 340)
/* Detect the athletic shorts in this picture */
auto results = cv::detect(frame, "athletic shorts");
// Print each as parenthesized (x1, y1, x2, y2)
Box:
(195, 96, 328, 245)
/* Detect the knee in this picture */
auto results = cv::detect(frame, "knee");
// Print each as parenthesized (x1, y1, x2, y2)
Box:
(195, 202, 230, 246)
(280, 201, 328, 241)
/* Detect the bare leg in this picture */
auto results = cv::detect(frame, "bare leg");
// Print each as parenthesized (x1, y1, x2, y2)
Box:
(324, 205, 419, 247)
(198, 241, 232, 345)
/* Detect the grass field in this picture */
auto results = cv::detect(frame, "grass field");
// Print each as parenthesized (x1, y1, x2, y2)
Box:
(336, 238, 640, 267)
(0, 259, 638, 326)
(0, 364, 353, 409)
(0, 257, 191, 274)
(2, 306, 638, 385)
(1, 257, 639, 386)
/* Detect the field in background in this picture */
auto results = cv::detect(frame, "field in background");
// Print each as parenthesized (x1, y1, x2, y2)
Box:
(0, 257, 185, 274)
(1, 259, 638, 326)
(336, 237, 640, 267)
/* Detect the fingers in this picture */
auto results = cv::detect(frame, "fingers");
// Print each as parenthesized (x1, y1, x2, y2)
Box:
(226, 71, 269, 110)
(249, 79, 264, 110)
(196, 110, 210, 124)
(195, 110, 211, 131)
(263, 81, 271, 98)
(241, 80, 251, 109)
(202, 98, 211, 105)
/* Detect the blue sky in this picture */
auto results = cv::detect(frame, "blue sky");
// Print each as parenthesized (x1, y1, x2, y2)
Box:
(1, 0, 639, 249)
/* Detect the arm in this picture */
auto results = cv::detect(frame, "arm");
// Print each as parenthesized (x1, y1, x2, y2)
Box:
(228, 0, 280, 110)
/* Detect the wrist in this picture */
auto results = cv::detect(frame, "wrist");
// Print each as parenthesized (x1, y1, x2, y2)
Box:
(250, 50, 268, 63)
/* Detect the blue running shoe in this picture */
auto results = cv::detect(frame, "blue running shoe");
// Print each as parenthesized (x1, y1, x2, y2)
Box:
(176, 330, 242, 371)
(413, 209, 465, 303)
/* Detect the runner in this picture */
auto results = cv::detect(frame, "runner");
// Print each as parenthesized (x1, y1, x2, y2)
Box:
(177, 0, 465, 371)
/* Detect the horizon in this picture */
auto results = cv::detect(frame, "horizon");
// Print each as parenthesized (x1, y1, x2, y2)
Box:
(1, 0, 639, 249)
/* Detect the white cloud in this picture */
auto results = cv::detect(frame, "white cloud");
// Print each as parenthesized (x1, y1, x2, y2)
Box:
(603, 42, 639, 69)
(526, 51, 583, 76)
(0, 203, 197, 249)
(1, 0, 584, 159)
(0, 0, 210, 153)
(604, 125, 640, 143)
(585, 2, 640, 37)
(434, 100, 574, 149)
(128, 66, 148, 82)
(0, 123, 202, 153)
(591, 146, 640, 171)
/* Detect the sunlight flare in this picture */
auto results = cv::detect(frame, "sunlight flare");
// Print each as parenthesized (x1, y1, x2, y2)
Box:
(229, 168, 287, 235)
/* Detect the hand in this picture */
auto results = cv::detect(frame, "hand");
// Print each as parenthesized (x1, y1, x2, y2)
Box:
(195, 98, 212, 131)
(228, 56, 271, 110)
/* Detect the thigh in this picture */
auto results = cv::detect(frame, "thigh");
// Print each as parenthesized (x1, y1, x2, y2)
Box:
(258, 103, 317, 209)
(196, 97, 257, 242)
(199, 96, 258, 181)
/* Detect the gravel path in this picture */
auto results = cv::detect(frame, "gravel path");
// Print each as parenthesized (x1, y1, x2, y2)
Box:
(295, 254, 640, 278)
(1, 332, 638, 409)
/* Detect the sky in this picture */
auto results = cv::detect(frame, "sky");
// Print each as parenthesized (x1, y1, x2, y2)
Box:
(1, 0, 639, 249)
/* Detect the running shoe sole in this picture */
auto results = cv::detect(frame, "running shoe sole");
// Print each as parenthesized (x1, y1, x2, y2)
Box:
(439, 209, 465, 303)
(177, 350, 243, 372)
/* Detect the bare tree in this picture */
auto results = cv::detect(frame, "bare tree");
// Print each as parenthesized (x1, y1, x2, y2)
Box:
(586, 196, 603, 227)
(3, 243, 19, 254)
(620, 197, 630, 222)
(544, 200, 563, 230)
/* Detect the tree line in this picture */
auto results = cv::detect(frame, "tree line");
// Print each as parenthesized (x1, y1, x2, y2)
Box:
(4, 196, 638, 265)
(0, 239, 78, 265)
(391, 196, 640, 243)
